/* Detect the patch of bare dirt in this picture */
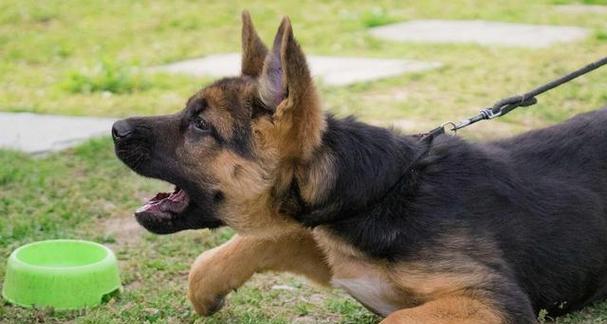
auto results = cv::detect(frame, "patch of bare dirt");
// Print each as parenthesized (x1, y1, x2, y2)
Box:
(102, 215, 143, 247)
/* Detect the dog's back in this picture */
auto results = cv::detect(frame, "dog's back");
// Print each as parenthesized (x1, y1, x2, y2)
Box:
(497, 107, 607, 180)
(486, 107, 607, 314)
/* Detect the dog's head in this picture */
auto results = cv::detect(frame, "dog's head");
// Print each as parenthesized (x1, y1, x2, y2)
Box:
(113, 12, 326, 235)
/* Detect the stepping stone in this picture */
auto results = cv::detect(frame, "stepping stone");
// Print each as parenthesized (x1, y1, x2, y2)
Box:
(150, 53, 441, 86)
(0, 112, 115, 154)
(370, 20, 589, 48)
(555, 4, 607, 14)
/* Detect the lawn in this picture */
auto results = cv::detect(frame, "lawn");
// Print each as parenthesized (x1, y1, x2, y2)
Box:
(1, 0, 607, 323)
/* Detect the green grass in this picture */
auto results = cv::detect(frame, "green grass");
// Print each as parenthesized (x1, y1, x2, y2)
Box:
(1, 0, 607, 323)
(556, 0, 607, 4)
(61, 60, 150, 95)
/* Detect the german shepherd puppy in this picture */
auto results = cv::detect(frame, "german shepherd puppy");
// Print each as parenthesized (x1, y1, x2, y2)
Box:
(112, 11, 607, 323)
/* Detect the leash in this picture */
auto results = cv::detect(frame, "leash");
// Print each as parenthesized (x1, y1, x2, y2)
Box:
(423, 56, 607, 139)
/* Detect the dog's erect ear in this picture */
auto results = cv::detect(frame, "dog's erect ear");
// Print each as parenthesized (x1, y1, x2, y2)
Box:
(258, 17, 314, 113)
(257, 17, 324, 161)
(241, 11, 268, 77)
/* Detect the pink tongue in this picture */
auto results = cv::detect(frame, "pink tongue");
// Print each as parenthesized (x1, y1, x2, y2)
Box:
(136, 188, 189, 214)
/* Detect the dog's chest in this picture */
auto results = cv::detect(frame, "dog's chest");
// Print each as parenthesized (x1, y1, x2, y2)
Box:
(313, 228, 409, 316)
(331, 276, 400, 316)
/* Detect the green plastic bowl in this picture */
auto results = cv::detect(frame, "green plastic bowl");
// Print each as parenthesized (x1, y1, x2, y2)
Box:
(2, 239, 121, 310)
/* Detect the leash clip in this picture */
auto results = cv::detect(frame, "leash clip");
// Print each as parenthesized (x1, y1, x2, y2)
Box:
(480, 108, 502, 120)
(441, 121, 458, 136)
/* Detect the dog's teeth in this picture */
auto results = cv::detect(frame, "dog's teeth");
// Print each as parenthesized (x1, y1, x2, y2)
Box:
(136, 204, 151, 213)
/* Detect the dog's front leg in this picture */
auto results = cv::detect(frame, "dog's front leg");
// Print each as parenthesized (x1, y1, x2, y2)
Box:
(187, 229, 331, 316)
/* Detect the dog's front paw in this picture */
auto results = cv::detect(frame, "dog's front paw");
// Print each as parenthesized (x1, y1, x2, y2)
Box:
(188, 289, 226, 316)
(187, 248, 234, 316)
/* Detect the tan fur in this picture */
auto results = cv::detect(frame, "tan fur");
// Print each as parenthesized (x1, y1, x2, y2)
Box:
(209, 149, 300, 235)
(313, 228, 500, 317)
(257, 17, 326, 162)
(201, 87, 235, 139)
(296, 148, 336, 204)
(394, 270, 492, 299)
(312, 228, 414, 312)
(188, 229, 331, 315)
(380, 295, 505, 324)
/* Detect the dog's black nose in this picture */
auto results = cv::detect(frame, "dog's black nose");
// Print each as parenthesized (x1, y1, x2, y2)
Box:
(112, 120, 133, 139)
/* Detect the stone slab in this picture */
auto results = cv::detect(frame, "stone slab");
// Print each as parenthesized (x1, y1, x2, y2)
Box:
(555, 4, 607, 14)
(150, 53, 441, 86)
(0, 112, 116, 154)
(370, 20, 589, 48)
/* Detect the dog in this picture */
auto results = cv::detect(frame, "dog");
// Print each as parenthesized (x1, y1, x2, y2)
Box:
(112, 11, 607, 323)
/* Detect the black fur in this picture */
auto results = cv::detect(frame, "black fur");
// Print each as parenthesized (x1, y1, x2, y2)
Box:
(290, 109, 607, 321)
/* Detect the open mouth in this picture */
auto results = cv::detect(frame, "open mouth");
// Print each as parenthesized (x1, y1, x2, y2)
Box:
(134, 186, 192, 233)
(133, 185, 225, 234)
(136, 186, 190, 218)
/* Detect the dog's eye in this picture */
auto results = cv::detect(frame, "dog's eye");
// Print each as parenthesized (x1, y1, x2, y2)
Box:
(192, 116, 210, 132)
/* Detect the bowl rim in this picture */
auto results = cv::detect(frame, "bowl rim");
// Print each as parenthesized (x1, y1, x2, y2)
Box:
(10, 239, 116, 272)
